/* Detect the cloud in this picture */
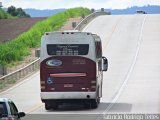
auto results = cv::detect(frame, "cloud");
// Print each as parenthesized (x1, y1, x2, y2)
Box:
(1, 0, 160, 9)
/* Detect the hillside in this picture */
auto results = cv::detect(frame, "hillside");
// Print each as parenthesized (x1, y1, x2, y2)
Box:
(0, 17, 46, 42)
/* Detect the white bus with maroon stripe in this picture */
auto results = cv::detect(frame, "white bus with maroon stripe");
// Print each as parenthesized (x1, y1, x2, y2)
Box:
(40, 31, 108, 110)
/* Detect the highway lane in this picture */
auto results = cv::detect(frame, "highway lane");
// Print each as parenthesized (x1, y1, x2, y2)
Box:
(109, 14, 160, 113)
(0, 72, 42, 112)
(0, 14, 160, 119)
(84, 14, 146, 104)
(84, 14, 160, 113)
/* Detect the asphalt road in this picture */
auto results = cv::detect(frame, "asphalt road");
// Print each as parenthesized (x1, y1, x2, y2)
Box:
(0, 14, 160, 120)
(83, 14, 160, 113)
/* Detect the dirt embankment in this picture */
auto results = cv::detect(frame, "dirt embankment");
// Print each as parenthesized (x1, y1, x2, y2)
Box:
(0, 17, 46, 42)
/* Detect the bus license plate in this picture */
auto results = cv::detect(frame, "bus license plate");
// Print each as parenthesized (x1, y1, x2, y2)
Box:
(64, 84, 73, 87)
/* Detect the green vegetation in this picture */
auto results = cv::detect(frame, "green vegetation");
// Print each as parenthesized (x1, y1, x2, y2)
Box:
(0, 7, 91, 66)
(7, 6, 30, 18)
(0, 79, 16, 90)
(0, 8, 13, 19)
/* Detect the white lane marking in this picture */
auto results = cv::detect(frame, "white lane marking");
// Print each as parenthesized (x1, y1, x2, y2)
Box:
(96, 15, 147, 120)
(0, 71, 39, 95)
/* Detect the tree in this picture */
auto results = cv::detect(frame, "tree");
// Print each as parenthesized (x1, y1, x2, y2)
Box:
(7, 6, 30, 18)
(7, 6, 18, 16)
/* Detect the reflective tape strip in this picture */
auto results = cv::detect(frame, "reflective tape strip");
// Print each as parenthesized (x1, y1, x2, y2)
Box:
(50, 73, 86, 77)
(91, 86, 96, 89)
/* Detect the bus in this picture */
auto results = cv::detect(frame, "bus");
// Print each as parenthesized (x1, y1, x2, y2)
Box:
(40, 31, 108, 110)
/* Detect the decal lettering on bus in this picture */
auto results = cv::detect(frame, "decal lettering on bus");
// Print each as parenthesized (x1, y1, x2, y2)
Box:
(72, 59, 86, 65)
(46, 59, 62, 66)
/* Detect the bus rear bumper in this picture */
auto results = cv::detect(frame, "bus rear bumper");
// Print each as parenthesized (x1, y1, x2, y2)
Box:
(41, 92, 96, 100)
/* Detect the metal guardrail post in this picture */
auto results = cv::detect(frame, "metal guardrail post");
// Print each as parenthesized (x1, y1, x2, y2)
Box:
(101, 8, 104, 12)
(0, 65, 7, 76)
(91, 9, 95, 13)
(72, 22, 77, 28)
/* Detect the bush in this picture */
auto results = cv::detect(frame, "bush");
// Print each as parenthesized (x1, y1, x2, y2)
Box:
(0, 7, 91, 65)
(0, 8, 13, 19)
(7, 6, 30, 18)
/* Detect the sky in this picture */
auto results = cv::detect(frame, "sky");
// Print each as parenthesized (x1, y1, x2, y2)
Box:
(0, 0, 160, 10)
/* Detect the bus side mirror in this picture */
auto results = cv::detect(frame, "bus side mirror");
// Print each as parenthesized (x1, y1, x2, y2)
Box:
(102, 56, 108, 71)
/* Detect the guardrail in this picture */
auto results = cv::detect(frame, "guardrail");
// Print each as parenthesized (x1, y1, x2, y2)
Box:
(0, 59, 40, 82)
(0, 11, 109, 84)
(75, 11, 109, 31)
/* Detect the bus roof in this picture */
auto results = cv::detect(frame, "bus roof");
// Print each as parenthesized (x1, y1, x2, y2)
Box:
(43, 31, 93, 36)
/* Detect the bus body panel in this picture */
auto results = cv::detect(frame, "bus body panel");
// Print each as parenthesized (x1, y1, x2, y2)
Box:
(40, 56, 96, 93)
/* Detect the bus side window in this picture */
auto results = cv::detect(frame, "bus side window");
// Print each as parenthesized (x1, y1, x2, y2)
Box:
(96, 42, 101, 58)
(95, 42, 98, 58)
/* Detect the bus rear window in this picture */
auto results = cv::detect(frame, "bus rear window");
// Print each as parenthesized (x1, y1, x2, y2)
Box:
(47, 44, 89, 55)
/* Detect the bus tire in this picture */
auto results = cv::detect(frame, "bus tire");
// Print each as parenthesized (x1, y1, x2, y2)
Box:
(84, 101, 91, 109)
(84, 103, 89, 109)
(97, 87, 100, 104)
(52, 104, 58, 110)
(91, 99, 98, 109)
(97, 97, 100, 104)
(45, 102, 51, 110)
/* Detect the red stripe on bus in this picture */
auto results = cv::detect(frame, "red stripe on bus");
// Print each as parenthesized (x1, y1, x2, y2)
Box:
(50, 73, 86, 77)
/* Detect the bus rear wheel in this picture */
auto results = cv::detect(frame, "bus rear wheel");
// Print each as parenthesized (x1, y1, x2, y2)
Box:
(45, 102, 51, 110)
(52, 103, 58, 110)
(45, 102, 58, 110)
(84, 101, 91, 109)
(84, 99, 98, 109)
(91, 99, 98, 109)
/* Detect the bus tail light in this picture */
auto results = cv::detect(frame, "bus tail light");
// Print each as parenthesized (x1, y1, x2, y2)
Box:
(81, 88, 90, 90)
(91, 81, 96, 83)
(41, 86, 45, 90)
(91, 86, 96, 89)
(64, 84, 73, 87)
(41, 81, 45, 84)
(50, 88, 55, 91)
